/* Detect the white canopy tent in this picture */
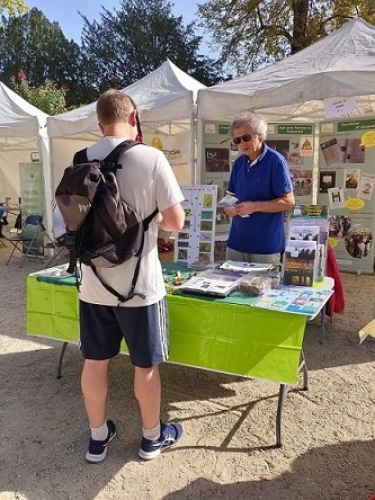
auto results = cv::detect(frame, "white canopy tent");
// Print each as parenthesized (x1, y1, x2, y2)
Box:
(47, 60, 206, 206)
(0, 82, 52, 232)
(197, 17, 375, 123)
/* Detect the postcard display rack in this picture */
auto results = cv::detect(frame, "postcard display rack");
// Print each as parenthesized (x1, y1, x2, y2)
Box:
(318, 117, 375, 274)
(174, 185, 218, 266)
(283, 205, 329, 288)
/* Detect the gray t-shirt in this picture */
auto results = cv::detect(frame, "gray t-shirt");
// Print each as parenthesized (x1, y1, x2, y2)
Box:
(79, 136, 184, 307)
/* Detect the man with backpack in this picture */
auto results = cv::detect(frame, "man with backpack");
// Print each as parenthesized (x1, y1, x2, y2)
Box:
(77, 89, 185, 463)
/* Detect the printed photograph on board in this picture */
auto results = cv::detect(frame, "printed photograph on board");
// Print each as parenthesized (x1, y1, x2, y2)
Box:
(319, 171, 336, 193)
(345, 223, 372, 259)
(266, 139, 289, 160)
(205, 148, 230, 172)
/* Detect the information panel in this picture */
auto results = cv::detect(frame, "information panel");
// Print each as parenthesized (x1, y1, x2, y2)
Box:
(317, 118, 375, 273)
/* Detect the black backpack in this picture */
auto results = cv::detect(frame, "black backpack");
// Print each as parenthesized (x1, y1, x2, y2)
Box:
(55, 140, 158, 303)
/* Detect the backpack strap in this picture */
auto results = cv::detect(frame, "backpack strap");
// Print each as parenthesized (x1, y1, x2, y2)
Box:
(72, 148, 88, 165)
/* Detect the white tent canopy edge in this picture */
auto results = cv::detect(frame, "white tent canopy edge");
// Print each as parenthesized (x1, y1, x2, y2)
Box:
(0, 82, 52, 234)
(197, 18, 375, 123)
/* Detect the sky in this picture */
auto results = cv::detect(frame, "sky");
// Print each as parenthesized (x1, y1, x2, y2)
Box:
(24, 0, 213, 55)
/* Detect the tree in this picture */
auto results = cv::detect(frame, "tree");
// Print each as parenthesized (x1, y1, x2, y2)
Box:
(79, 0, 223, 100)
(197, 0, 375, 74)
(0, 0, 27, 16)
(0, 8, 88, 107)
(9, 70, 67, 115)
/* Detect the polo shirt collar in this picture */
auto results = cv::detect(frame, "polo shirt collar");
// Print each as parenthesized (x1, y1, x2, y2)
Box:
(248, 143, 268, 167)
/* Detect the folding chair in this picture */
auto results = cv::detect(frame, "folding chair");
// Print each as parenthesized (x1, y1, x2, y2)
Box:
(44, 233, 67, 268)
(4, 214, 45, 267)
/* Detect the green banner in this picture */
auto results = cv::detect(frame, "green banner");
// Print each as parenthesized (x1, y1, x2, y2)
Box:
(19, 162, 45, 256)
(338, 119, 375, 132)
(277, 124, 313, 135)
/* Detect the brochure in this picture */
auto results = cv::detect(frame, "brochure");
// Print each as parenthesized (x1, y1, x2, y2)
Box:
(252, 286, 333, 316)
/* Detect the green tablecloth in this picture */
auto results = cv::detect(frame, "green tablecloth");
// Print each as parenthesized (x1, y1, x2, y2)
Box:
(27, 264, 307, 384)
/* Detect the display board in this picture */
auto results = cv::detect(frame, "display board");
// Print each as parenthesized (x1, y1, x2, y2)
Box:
(174, 185, 217, 266)
(317, 118, 375, 273)
(200, 121, 315, 231)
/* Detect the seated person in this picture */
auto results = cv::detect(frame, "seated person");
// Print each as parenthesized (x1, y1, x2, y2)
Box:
(0, 204, 8, 237)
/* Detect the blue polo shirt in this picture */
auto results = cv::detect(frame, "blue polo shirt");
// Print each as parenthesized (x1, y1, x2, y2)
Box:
(226, 144, 292, 255)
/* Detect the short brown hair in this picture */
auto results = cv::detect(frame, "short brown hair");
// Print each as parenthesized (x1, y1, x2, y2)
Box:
(96, 89, 135, 126)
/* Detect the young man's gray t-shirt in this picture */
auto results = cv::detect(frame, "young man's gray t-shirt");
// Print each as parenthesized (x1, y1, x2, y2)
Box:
(78, 136, 184, 307)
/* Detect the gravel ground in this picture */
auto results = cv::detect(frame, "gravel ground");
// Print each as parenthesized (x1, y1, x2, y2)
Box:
(1, 241, 375, 500)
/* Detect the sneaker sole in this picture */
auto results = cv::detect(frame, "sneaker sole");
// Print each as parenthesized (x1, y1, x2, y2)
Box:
(138, 426, 183, 460)
(85, 430, 117, 463)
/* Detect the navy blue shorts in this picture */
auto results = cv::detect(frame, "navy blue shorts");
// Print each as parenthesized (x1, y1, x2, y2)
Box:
(79, 298, 169, 367)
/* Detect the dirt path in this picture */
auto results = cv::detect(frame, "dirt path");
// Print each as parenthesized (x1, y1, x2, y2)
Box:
(0, 241, 375, 500)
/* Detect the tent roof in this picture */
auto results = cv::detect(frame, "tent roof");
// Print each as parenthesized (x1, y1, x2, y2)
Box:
(0, 82, 48, 136)
(197, 17, 375, 122)
(47, 59, 206, 138)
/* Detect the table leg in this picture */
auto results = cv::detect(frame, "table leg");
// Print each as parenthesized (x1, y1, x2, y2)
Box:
(276, 349, 308, 447)
(320, 306, 326, 344)
(57, 342, 68, 379)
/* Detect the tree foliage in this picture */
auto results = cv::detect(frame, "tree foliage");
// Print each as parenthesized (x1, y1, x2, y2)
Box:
(9, 70, 67, 115)
(0, 0, 27, 16)
(80, 0, 222, 100)
(0, 8, 88, 107)
(197, 0, 375, 74)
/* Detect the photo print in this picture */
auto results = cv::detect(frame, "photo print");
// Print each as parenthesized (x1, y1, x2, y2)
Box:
(289, 225, 319, 242)
(320, 138, 342, 166)
(287, 153, 305, 166)
(338, 138, 365, 164)
(357, 173, 375, 201)
(345, 169, 360, 189)
(201, 220, 213, 232)
(203, 194, 214, 209)
(319, 171, 336, 193)
(216, 207, 231, 225)
(329, 215, 351, 239)
(177, 248, 188, 261)
(199, 242, 211, 253)
(201, 211, 213, 220)
(266, 139, 289, 160)
(300, 136, 314, 156)
(198, 253, 211, 265)
(205, 148, 230, 172)
(345, 223, 372, 259)
(289, 169, 313, 197)
(200, 232, 212, 242)
(327, 187, 345, 209)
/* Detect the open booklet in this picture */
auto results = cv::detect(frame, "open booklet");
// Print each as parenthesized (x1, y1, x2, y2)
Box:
(178, 272, 240, 298)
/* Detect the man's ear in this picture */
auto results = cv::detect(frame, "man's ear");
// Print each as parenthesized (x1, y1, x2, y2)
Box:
(130, 110, 137, 127)
(98, 122, 104, 134)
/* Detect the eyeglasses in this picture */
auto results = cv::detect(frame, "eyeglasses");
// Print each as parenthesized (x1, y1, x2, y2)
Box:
(232, 134, 253, 145)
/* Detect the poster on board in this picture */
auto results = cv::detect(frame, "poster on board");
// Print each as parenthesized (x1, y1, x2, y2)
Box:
(174, 185, 217, 266)
(267, 124, 315, 205)
(318, 118, 375, 273)
(19, 162, 45, 256)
